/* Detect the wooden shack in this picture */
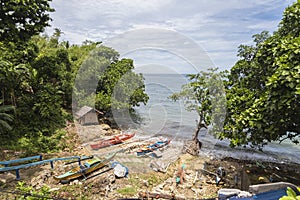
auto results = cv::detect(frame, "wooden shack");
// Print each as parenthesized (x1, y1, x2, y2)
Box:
(75, 106, 102, 125)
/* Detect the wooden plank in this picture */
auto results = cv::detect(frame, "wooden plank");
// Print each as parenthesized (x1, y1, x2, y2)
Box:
(139, 192, 186, 200)
(0, 155, 42, 167)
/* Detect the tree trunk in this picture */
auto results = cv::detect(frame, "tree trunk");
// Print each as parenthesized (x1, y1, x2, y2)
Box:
(183, 119, 207, 156)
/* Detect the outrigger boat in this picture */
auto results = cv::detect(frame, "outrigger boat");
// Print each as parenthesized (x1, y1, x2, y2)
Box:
(90, 133, 135, 150)
(137, 139, 170, 156)
(218, 182, 300, 200)
(0, 155, 90, 180)
(54, 152, 116, 182)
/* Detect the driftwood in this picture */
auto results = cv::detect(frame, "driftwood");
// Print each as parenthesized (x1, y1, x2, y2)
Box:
(182, 140, 201, 156)
(150, 157, 179, 173)
(193, 171, 198, 184)
(138, 192, 217, 200)
(139, 192, 185, 200)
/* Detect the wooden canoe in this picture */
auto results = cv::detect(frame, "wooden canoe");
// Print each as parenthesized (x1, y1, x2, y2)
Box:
(137, 139, 170, 156)
(90, 133, 135, 150)
(54, 152, 116, 182)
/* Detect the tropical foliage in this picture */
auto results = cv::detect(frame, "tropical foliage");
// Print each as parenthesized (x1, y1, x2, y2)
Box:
(172, 1, 300, 148)
(0, 101, 14, 134)
(279, 187, 300, 200)
(0, 0, 54, 43)
(222, 0, 300, 147)
(169, 69, 226, 141)
(0, 1, 148, 154)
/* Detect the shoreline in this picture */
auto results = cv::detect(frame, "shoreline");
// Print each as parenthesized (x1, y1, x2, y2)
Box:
(127, 127, 300, 166)
(0, 123, 299, 199)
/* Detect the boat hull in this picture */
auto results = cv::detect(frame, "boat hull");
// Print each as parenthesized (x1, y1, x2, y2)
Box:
(137, 139, 170, 156)
(90, 133, 135, 150)
(54, 153, 116, 182)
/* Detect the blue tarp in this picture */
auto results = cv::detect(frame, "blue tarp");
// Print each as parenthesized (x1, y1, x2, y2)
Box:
(222, 187, 300, 200)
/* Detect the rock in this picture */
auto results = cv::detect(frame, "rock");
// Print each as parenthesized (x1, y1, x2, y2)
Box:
(108, 174, 116, 184)
(104, 130, 113, 136)
(191, 187, 197, 192)
(0, 178, 6, 183)
(185, 170, 193, 175)
(113, 129, 121, 135)
(158, 184, 164, 189)
(30, 169, 54, 189)
(0, 172, 15, 183)
(49, 188, 60, 192)
(169, 185, 175, 192)
(165, 178, 173, 184)
(153, 188, 163, 193)
(100, 124, 111, 131)
(143, 180, 149, 187)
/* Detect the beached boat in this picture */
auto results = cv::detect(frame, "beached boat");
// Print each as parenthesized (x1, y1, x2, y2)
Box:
(54, 153, 116, 182)
(90, 133, 135, 150)
(218, 182, 300, 200)
(137, 139, 170, 156)
(0, 155, 89, 180)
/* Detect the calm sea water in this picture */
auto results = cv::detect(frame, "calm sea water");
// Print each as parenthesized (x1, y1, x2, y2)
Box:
(132, 74, 300, 164)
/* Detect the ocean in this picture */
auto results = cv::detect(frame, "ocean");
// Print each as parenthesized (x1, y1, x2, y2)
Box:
(132, 74, 300, 164)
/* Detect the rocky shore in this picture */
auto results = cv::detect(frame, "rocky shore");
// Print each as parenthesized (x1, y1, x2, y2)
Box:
(0, 123, 299, 199)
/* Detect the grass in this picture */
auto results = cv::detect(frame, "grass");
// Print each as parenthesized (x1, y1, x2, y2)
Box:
(115, 171, 172, 197)
(116, 187, 137, 195)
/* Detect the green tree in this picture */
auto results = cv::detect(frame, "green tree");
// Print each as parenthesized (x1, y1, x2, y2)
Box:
(0, 0, 54, 43)
(0, 61, 32, 106)
(223, 1, 300, 147)
(0, 0, 148, 152)
(170, 69, 226, 155)
(96, 58, 149, 113)
(13, 33, 74, 140)
(73, 45, 149, 117)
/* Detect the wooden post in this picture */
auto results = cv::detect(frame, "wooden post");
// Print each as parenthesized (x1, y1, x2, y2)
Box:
(15, 169, 20, 180)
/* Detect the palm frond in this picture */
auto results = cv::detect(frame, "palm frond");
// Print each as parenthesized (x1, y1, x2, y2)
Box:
(0, 119, 13, 131)
(0, 105, 15, 113)
(0, 113, 14, 121)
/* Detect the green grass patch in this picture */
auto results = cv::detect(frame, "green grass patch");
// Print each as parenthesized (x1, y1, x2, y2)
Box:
(116, 187, 137, 195)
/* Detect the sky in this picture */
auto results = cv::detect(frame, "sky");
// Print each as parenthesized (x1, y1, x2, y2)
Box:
(47, 0, 295, 73)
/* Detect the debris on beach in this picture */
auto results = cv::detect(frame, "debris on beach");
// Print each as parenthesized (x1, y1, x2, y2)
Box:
(112, 162, 128, 178)
(1, 123, 300, 199)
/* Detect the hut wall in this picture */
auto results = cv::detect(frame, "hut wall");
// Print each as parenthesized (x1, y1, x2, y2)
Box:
(82, 112, 98, 125)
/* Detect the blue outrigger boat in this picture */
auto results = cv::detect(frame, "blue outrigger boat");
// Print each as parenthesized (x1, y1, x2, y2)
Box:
(137, 139, 170, 156)
(218, 182, 300, 200)
(0, 155, 90, 180)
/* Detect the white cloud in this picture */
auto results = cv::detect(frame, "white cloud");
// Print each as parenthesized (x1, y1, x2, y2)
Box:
(48, 0, 293, 70)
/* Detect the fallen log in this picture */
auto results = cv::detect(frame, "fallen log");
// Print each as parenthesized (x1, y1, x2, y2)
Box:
(138, 191, 218, 200)
(138, 192, 185, 200)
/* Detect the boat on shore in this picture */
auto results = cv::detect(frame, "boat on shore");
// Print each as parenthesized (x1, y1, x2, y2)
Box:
(90, 133, 135, 150)
(54, 152, 116, 182)
(137, 139, 170, 156)
(218, 182, 300, 200)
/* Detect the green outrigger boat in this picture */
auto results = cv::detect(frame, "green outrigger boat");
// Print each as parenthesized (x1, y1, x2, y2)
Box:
(54, 152, 116, 182)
